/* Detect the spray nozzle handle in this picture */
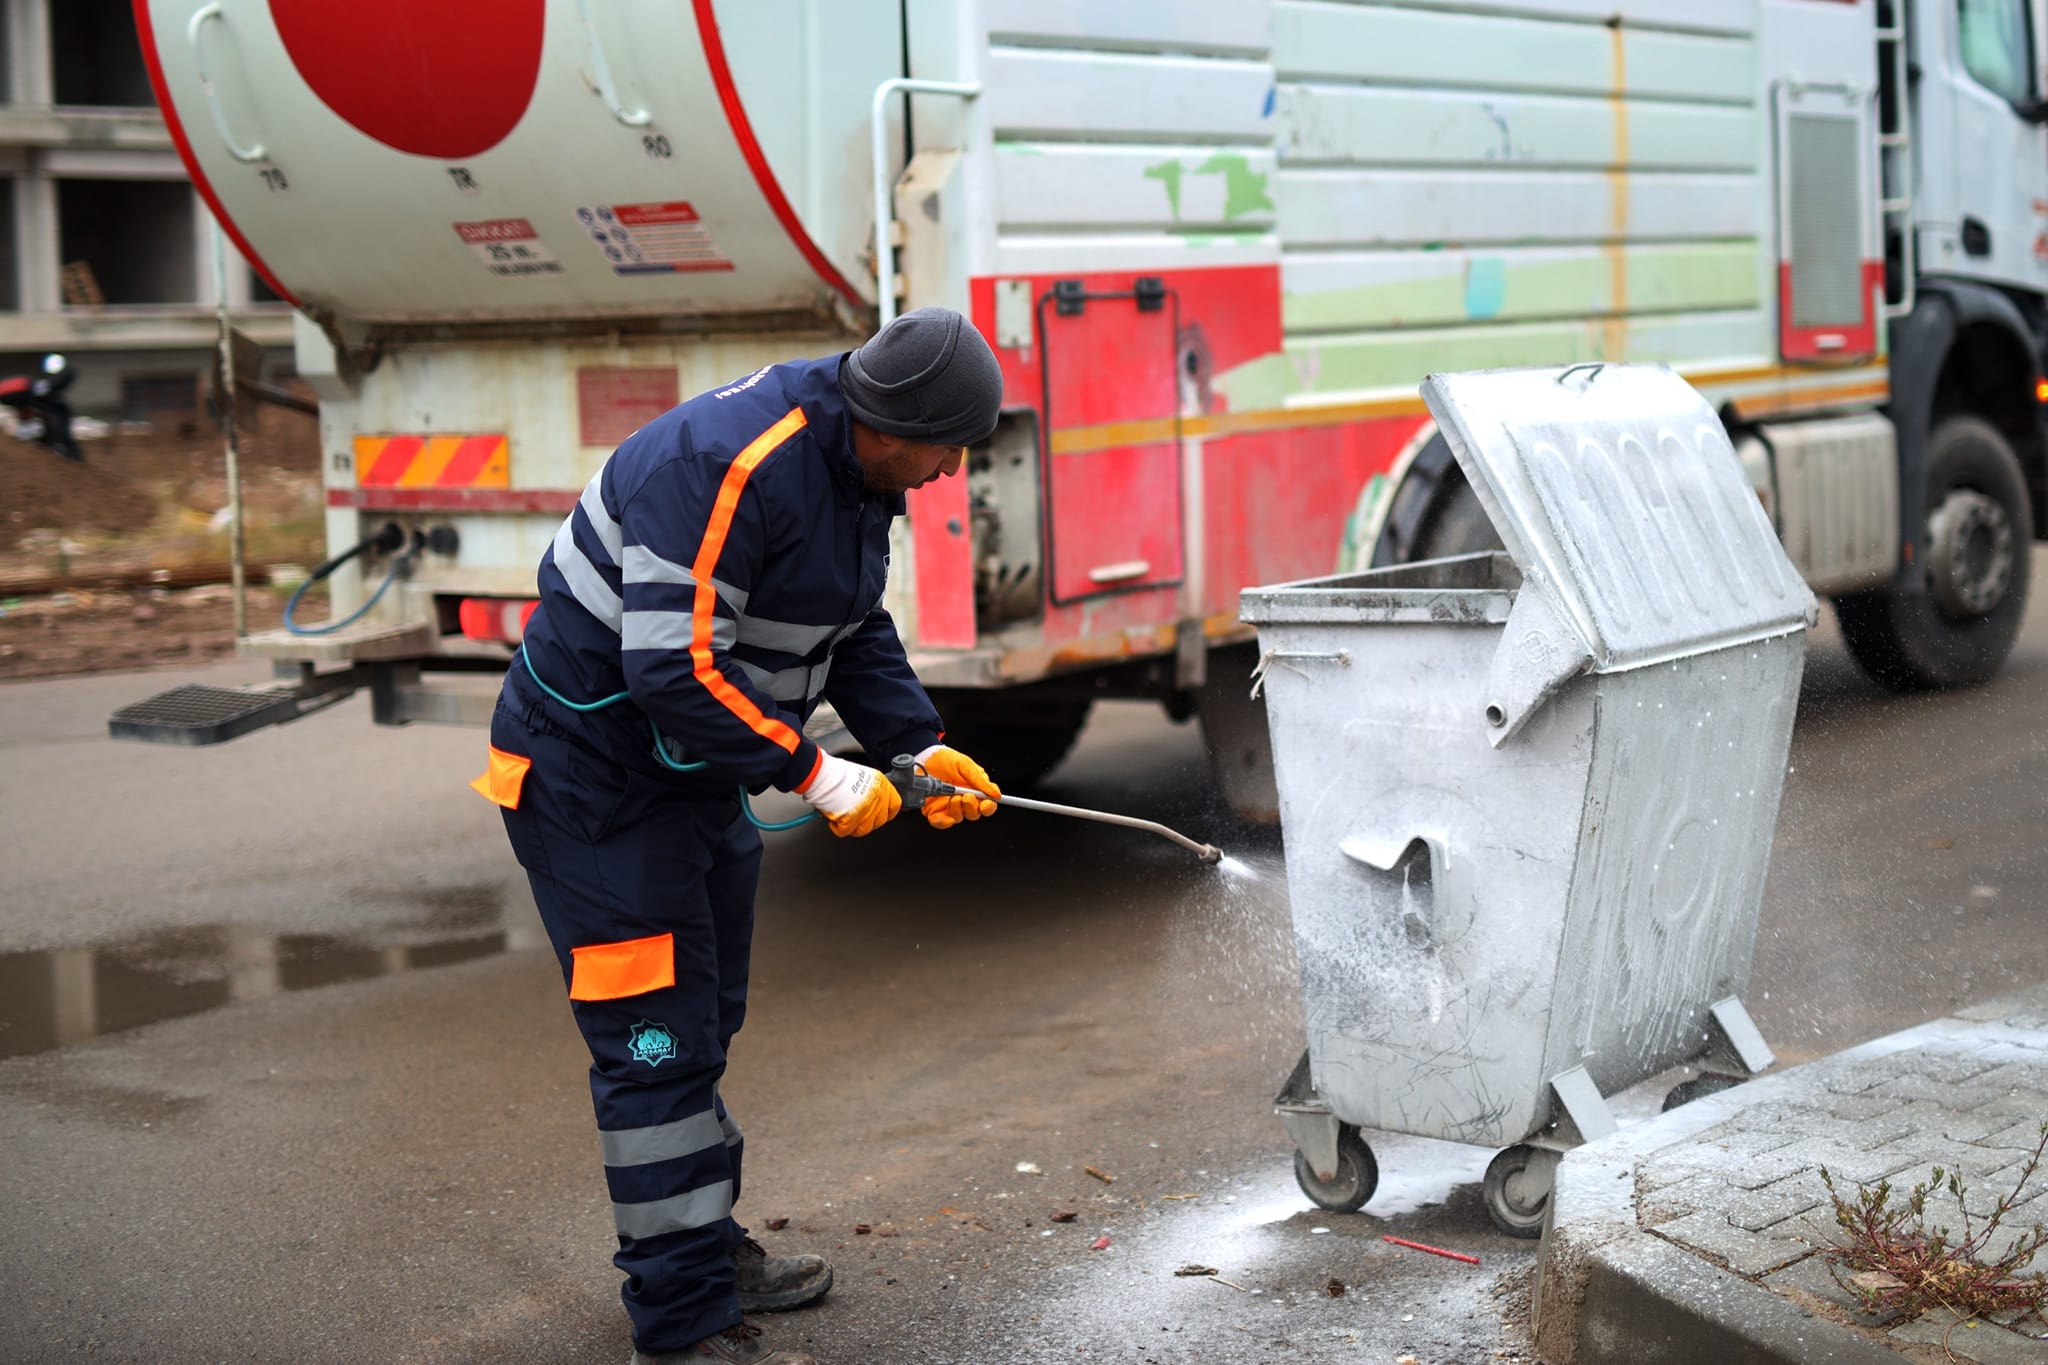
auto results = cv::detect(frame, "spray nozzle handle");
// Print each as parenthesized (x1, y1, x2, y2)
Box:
(887, 753, 960, 802)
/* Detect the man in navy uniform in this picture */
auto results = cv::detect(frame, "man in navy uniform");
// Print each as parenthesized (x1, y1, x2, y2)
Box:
(473, 308, 1005, 1364)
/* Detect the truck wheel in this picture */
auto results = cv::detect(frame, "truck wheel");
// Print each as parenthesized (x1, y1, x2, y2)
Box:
(1412, 463, 1503, 562)
(1836, 415, 2034, 690)
(1371, 433, 1506, 566)
(927, 693, 1092, 790)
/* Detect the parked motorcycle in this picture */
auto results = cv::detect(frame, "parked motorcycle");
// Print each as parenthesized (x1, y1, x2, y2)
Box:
(1, 353, 81, 462)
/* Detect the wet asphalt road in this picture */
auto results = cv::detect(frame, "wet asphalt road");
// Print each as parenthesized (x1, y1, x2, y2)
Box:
(2, 552, 2044, 1364)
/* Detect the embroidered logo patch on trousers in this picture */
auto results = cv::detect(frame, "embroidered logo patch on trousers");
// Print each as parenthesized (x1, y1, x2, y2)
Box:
(627, 1020, 678, 1067)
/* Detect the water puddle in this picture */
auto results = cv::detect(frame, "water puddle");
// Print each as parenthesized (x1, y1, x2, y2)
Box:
(0, 900, 541, 1060)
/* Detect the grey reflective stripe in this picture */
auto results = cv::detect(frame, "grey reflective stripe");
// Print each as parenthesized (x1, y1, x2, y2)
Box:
(612, 1179, 735, 1239)
(734, 659, 811, 702)
(832, 620, 865, 645)
(553, 517, 621, 632)
(622, 610, 734, 653)
(579, 474, 623, 564)
(719, 1109, 742, 1148)
(621, 546, 749, 612)
(600, 1110, 724, 1168)
(733, 613, 837, 655)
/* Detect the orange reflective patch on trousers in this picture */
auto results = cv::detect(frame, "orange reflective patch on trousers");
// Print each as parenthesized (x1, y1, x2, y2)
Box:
(470, 744, 532, 809)
(569, 932, 677, 1001)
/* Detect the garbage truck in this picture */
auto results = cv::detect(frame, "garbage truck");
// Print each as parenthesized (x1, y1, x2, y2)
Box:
(115, 0, 2046, 819)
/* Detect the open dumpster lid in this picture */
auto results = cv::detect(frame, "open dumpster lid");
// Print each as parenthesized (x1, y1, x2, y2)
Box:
(1420, 364, 1816, 682)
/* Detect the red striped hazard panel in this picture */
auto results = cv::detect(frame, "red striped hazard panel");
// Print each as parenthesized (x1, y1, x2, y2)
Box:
(355, 435, 510, 488)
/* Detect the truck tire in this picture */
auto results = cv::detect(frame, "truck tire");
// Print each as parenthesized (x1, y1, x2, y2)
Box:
(1371, 433, 1504, 566)
(1836, 415, 2034, 691)
(927, 692, 1093, 790)
(1412, 464, 1503, 561)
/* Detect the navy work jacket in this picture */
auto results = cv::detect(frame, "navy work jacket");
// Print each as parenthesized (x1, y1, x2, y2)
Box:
(510, 354, 943, 798)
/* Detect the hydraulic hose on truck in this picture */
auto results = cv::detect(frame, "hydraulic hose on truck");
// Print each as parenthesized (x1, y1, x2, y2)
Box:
(283, 522, 415, 637)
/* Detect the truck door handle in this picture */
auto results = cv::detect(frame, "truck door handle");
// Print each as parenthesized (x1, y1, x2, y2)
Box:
(1089, 560, 1152, 584)
(187, 2, 267, 163)
(574, 0, 652, 127)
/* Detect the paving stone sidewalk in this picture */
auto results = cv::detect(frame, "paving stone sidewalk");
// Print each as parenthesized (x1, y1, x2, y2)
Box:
(1535, 984, 2048, 1364)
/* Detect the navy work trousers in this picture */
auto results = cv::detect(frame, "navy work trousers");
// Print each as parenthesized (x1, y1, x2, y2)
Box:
(491, 691, 761, 1353)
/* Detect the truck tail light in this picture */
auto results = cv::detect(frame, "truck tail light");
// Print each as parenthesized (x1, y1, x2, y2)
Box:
(459, 597, 538, 643)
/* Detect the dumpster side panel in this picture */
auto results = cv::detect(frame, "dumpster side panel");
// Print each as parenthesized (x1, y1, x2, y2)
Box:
(1547, 637, 1804, 1094)
(1259, 615, 1596, 1148)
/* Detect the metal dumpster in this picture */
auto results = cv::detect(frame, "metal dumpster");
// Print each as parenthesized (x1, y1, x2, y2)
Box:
(1241, 363, 1815, 1236)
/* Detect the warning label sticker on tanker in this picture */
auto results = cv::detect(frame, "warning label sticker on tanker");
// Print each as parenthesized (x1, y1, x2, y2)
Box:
(452, 219, 564, 278)
(576, 202, 734, 274)
(578, 367, 680, 447)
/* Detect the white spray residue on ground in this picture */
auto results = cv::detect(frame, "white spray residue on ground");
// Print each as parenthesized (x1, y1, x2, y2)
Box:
(1363, 1133, 1496, 1215)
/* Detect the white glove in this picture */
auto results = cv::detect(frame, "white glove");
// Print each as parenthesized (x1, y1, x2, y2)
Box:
(797, 752, 901, 838)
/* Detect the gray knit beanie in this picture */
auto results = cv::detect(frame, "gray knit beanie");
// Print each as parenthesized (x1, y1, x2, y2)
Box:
(839, 307, 1003, 446)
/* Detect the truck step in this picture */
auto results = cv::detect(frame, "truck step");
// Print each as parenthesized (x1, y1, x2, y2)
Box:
(109, 683, 332, 746)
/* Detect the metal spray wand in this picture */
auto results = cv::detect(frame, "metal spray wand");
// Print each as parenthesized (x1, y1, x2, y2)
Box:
(887, 755, 1224, 865)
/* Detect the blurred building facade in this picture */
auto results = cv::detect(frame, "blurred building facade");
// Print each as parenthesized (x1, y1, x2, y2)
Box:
(0, 0, 292, 417)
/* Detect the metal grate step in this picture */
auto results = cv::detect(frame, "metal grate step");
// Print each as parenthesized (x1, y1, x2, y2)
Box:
(109, 684, 309, 746)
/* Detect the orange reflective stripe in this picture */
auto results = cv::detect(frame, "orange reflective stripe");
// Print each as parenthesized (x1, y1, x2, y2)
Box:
(691, 408, 809, 754)
(569, 932, 676, 1001)
(469, 744, 531, 809)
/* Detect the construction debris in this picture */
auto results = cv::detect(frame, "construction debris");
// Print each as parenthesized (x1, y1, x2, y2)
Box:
(1084, 1166, 1115, 1184)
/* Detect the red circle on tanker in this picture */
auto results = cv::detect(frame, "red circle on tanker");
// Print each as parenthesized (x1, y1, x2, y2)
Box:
(268, 0, 544, 160)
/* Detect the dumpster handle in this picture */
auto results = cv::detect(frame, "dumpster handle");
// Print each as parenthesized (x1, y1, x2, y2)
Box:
(1249, 648, 1351, 699)
(1555, 362, 1606, 385)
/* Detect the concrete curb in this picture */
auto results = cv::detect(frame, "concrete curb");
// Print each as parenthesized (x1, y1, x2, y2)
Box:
(1533, 988, 2048, 1364)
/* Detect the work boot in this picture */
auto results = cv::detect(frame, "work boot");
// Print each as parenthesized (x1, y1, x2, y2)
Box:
(631, 1322, 817, 1364)
(735, 1236, 833, 1312)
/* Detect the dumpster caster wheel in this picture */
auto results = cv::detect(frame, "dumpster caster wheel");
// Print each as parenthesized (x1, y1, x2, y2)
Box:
(1293, 1126, 1378, 1214)
(1483, 1144, 1550, 1238)
(1662, 1074, 1746, 1112)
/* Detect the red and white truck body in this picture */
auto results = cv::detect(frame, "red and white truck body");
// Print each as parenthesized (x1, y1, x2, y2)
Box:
(127, 0, 2048, 808)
